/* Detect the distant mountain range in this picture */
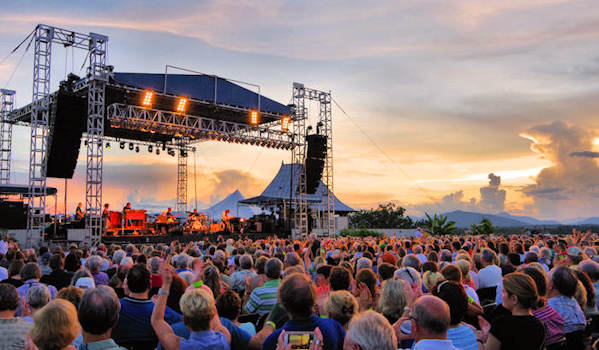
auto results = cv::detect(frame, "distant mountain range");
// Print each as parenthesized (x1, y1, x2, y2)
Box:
(425, 210, 599, 228)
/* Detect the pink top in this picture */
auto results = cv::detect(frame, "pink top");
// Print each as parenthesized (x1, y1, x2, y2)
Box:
(533, 304, 565, 345)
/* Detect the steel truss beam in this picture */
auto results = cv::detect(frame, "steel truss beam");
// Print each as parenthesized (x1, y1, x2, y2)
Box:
(292, 83, 308, 237)
(85, 33, 108, 247)
(0, 89, 15, 186)
(106, 103, 298, 149)
(176, 144, 188, 213)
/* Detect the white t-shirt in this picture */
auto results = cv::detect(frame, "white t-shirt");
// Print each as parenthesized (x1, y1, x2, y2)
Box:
(477, 264, 502, 289)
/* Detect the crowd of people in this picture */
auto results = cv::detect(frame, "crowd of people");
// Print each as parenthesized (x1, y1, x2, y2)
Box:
(0, 229, 598, 350)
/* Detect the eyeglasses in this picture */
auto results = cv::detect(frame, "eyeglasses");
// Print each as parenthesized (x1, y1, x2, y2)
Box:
(396, 268, 417, 286)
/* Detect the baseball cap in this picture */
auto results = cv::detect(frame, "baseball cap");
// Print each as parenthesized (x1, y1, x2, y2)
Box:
(567, 246, 582, 257)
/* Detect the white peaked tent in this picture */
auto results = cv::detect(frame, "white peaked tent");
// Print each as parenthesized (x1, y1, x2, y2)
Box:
(201, 190, 261, 221)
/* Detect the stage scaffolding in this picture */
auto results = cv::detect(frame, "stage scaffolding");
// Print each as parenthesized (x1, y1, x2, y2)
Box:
(2, 24, 336, 246)
(291, 83, 334, 237)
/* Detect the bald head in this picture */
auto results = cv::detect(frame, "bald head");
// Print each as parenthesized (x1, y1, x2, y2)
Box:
(412, 295, 451, 337)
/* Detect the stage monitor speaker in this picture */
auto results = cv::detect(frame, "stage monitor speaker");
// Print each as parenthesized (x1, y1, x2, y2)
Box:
(46, 92, 87, 179)
(0, 201, 27, 229)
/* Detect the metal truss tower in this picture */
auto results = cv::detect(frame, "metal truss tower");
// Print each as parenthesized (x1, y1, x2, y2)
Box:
(0, 89, 15, 185)
(292, 83, 308, 237)
(176, 145, 188, 213)
(318, 90, 334, 236)
(21, 24, 109, 247)
(85, 33, 109, 247)
(28, 26, 53, 245)
(292, 83, 334, 237)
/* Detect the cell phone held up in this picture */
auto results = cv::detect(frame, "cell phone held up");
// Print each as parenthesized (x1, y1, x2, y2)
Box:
(284, 331, 315, 349)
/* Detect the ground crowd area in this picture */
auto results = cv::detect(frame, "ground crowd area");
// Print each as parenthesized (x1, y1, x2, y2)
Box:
(0, 231, 598, 350)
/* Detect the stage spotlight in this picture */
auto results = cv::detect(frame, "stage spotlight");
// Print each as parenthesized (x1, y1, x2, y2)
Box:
(119, 142, 125, 149)
(135, 146, 139, 153)
(105, 142, 111, 150)
(129, 143, 134, 151)
(176, 97, 188, 113)
(162, 144, 166, 151)
(250, 110, 259, 125)
(141, 90, 153, 107)
(156, 148, 160, 155)
(281, 116, 290, 131)
(148, 145, 153, 153)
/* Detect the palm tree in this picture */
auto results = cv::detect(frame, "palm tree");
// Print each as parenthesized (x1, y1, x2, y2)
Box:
(470, 217, 496, 235)
(423, 213, 456, 236)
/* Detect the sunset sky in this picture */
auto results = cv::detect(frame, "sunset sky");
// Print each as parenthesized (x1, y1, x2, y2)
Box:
(1, 1, 599, 220)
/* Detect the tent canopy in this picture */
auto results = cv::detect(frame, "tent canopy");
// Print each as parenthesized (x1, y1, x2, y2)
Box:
(200, 190, 261, 221)
(240, 163, 355, 212)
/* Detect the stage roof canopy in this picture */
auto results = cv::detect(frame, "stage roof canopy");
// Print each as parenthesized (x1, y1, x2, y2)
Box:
(0, 184, 57, 196)
(112, 73, 292, 116)
(240, 163, 355, 212)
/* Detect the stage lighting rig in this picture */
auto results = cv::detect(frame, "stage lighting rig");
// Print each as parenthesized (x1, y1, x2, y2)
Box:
(148, 145, 153, 153)
(142, 90, 153, 107)
(250, 110, 259, 125)
(128, 143, 134, 151)
(176, 97, 188, 113)
(119, 142, 125, 149)
(156, 148, 160, 155)
(135, 146, 139, 153)
(281, 116, 290, 131)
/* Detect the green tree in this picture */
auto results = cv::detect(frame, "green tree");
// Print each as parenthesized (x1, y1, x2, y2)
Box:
(470, 217, 496, 235)
(423, 213, 456, 235)
(349, 202, 414, 229)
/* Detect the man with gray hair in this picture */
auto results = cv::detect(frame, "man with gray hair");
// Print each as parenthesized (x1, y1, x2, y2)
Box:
(345, 310, 397, 350)
(402, 254, 421, 271)
(244, 258, 282, 315)
(86, 255, 109, 286)
(478, 248, 502, 289)
(23, 284, 50, 322)
(78, 286, 125, 349)
(393, 295, 459, 349)
(231, 254, 256, 294)
(173, 254, 191, 274)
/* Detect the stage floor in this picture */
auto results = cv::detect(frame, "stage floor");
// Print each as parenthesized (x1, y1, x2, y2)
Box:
(101, 232, 281, 245)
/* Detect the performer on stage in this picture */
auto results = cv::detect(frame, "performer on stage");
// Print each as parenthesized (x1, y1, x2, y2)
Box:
(166, 207, 175, 222)
(189, 209, 199, 219)
(222, 209, 233, 233)
(75, 202, 85, 221)
(123, 202, 132, 228)
(102, 203, 111, 231)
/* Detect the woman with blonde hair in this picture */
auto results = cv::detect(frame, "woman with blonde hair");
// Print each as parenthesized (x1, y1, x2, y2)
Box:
(324, 290, 358, 329)
(422, 271, 444, 292)
(456, 259, 475, 290)
(30, 299, 81, 350)
(377, 279, 414, 324)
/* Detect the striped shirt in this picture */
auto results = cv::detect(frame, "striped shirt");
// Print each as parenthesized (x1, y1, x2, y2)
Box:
(447, 323, 478, 350)
(533, 304, 565, 345)
(548, 295, 586, 333)
(244, 279, 281, 316)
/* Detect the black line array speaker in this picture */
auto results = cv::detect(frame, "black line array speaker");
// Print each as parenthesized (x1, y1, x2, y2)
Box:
(46, 92, 87, 179)
(305, 134, 327, 194)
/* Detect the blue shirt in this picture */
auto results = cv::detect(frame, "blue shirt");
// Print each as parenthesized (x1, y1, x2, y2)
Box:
(112, 297, 182, 346)
(180, 330, 230, 350)
(262, 315, 345, 350)
(404, 339, 461, 350)
(447, 324, 477, 350)
(160, 317, 250, 350)
(16, 280, 57, 316)
(548, 295, 586, 333)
